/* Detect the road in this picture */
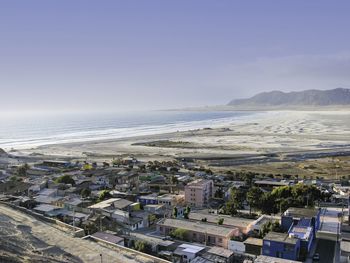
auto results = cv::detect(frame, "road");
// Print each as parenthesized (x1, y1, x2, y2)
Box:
(0, 204, 154, 263)
(315, 239, 336, 263)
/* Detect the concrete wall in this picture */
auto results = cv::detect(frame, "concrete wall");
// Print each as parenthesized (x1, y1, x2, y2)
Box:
(86, 235, 170, 263)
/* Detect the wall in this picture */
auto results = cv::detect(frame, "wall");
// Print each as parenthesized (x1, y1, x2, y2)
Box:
(262, 239, 300, 261)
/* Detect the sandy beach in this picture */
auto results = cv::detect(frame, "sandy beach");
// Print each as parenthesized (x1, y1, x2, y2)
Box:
(15, 110, 349, 163)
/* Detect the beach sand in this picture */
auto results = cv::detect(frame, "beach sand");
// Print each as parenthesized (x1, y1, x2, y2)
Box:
(18, 110, 350, 162)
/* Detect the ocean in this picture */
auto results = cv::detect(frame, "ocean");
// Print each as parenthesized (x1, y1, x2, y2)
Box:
(0, 111, 262, 150)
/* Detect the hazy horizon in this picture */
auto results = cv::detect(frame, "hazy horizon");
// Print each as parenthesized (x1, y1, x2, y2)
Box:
(1, 1, 350, 113)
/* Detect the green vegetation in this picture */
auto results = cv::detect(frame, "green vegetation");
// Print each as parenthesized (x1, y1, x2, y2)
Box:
(172, 207, 178, 218)
(98, 190, 112, 202)
(222, 187, 245, 215)
(80, 188, 91, 198)
(261, 184, 322, 214)
(16, 163, 30, 177)
(218, 218, 224, 225)
(184, 206, 191, 219)
(246, 187, 264, 214)
(170, 228, 189, 241)
(260, 221, 283, 238)
(133, 240, 152, 253)
(54, 175, 75, 185)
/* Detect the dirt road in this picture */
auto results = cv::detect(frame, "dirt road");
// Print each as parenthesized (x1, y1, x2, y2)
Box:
(0, 204, 154, 263)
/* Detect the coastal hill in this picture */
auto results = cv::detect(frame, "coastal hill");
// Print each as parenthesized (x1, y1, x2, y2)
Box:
(228, 88, 350, 107)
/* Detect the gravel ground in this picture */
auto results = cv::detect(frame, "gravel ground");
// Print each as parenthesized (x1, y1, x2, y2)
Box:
(0, 204, 155, 263)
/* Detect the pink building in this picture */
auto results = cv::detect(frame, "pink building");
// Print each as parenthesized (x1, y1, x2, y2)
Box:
(185, 179, 213, 207)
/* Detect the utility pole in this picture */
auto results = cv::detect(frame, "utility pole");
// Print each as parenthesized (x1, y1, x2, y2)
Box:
(72, 208, 75, 229)
(100, 253, 103, 263)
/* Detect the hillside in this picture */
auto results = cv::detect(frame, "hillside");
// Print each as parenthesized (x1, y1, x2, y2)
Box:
(228, 88, 350, 106)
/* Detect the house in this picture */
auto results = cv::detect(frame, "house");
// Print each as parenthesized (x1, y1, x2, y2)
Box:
(244, 237, 263, 255)
(254, 180, 293, 190)
(88, 198, 147, 231)
(281, 207, 321, 237)
(158, 193, 185, 207)
(188, 212, 254, 233)
(91, 231, 124, 246)
(254, 255, 302, 263)
(173, 244, 206, 263)
(157, 218, 239, 249)
(262, 232, 300, 261)
(197, 246, 234, 263)
(137, 194, 158, 206)
(248, 215, 281, 235)
(185, 179, 213, 208)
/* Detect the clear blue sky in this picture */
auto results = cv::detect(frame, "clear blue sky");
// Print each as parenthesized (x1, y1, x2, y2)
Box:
(1, 1, 350, 112)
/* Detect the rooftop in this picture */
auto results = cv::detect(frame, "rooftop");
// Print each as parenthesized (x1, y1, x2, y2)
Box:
(88, 198, 132, 210)
(254, 180, 292, 186)
(243, 237, 263, 247)
(284, 207, 320, 219)
(189, 212, 254, 229)
(207, 246, 234, 258)
(91, 232, 124, 244)
(264, 232, 298, 245)
(255, 255, 302, 263)
(289, 226, 312, 240)
(158, 218, 237, 237)
(186, 179, 212, 188)
(174, 244, 205, 255)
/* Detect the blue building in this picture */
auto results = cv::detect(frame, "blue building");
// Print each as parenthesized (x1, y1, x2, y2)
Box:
(281, 207, 321, 235)
(263, 232, 301, 260)
(263, 207, 321, 261)
(137, 195, 158, 206)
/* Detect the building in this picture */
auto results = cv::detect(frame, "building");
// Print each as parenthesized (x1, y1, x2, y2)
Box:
(261, 207, 321, 261)
(189, 212, 254, 233)
(91, 231, 124, 246)
(244, 237, 263, 255)
(281, 207, 321, 237)
(262, 232, 301, 261)
(185, 179, 213, 207)
(157, 218, 239, 249)
(173, 244, 206, 263)
(248, 215, 281, 235)
(254, 255, 302, 263)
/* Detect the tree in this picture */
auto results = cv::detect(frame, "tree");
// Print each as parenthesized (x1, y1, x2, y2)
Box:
(218, 218, 224, 225)
(230, 188, 246, 209)
(214, 188, 224, 198)
(171, 175, 179, 184)
(81, 188, 91, 198)
(170, 228, 189, 241)
(98, 190, 112, 202)
(172, 207, 178, 218)
(244, 173, 255, 186)
(134, 240, 151, 253)
(184, 206, 191, 219)
(17, 163, 30, 177)
(55, 175, 75, 185)
(246, 187, 263, 214)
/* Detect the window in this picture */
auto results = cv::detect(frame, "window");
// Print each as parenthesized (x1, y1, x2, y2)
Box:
(264, 249, 270, 254)
(160, 227, 163, 231)
(264, 241, 270, 247)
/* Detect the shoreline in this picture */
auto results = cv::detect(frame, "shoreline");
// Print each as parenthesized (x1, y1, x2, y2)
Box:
(6, 110, 349, 163)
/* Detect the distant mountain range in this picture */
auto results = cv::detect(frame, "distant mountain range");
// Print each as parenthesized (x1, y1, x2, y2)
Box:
(228, 88, 350, 107)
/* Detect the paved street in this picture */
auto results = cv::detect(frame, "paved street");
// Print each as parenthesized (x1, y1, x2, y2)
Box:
(315, 239, 336, 263)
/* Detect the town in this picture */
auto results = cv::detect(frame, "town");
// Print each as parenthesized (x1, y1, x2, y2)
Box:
(1, 151, 349, 263)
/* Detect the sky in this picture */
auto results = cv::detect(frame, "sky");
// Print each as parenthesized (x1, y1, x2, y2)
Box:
(1, 1, 350, 113)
